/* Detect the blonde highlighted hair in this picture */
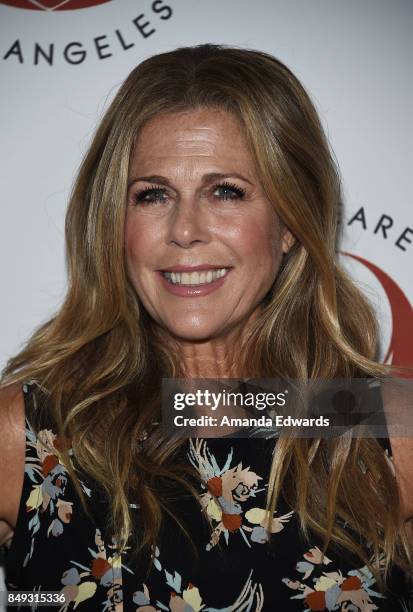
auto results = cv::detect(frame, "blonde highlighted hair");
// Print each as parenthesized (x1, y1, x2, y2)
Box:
(2, 43, 411, 587)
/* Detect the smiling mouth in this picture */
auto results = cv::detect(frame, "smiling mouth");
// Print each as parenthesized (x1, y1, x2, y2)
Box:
(161, 268, 231, 286)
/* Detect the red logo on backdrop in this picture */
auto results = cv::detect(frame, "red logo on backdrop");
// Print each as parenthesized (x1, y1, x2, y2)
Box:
(0, 0, 111, 9)
(344, 253, 413, 372)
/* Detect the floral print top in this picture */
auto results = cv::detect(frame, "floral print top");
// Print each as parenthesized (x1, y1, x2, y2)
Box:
(3, 381, 412, 611)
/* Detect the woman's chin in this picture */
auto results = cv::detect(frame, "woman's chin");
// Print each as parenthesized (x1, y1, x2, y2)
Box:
(162, 320, 230, 343)
(168, 328, 220, 343)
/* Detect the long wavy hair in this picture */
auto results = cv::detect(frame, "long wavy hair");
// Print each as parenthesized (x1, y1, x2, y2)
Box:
(2, 43, 411, 588)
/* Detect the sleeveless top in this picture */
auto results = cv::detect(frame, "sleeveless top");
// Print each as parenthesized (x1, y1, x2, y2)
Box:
(2, 380, 412, 611)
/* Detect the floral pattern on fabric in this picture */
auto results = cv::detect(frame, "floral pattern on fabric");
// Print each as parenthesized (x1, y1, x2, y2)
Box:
(187, 438, 294, 550)
(21, 382, 92, 567)
(58, 527, 128, 611)
(132, 545, 264, 611)
(3, 383, 412, 611)
(282, 545, 386, 611)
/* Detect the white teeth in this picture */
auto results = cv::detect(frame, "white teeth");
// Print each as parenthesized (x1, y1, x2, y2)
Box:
(162, 268, 230, 285)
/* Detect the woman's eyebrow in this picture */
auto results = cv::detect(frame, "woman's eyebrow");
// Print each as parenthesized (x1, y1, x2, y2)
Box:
(127, 172, 254, 188)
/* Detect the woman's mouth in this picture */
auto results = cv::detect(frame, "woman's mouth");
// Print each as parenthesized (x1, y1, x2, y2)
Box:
(156, 267, 233, 297)
(161, 267, 230, 286)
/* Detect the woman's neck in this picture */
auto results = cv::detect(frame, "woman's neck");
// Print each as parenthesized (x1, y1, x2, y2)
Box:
(180, 340, 238, 378)
(149, 305, 264, 378)
(154, 321, 256, 379)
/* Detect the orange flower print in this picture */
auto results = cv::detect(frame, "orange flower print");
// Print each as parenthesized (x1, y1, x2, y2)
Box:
(91, 557, 112, 579)
(283, 546, 386, 611)
(59, 528, 124, 611)
(133, 549, 265, 611)
(207, 475, 223, 497)
(42, 453, 59, 476)
(21, 392, 92, 567)
(188, 438, 293, 550)
(305, 590, 327, 611)
(222, 512, 243, 532)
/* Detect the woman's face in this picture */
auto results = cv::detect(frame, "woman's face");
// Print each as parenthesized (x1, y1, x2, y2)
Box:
(125, 107, 293, 341)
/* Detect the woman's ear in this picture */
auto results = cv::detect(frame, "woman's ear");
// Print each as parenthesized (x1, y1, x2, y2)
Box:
(281, 228, 296, 254)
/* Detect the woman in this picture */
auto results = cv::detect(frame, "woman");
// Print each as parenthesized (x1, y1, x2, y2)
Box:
(0, 43, 412, 611)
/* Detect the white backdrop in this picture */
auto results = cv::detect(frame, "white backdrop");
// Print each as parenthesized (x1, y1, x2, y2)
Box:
(0, 0, 412, 599)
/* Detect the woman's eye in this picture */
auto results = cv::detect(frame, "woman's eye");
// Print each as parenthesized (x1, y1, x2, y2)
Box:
(132, 182, 246, 205)
(134, 186, 168, 205)
(213, 182, 246, 201)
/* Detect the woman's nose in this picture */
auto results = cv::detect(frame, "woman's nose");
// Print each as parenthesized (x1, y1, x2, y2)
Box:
(166, 196, 211, 248)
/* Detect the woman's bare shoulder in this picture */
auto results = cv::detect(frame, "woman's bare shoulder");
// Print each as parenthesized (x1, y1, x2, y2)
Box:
(0, 382, 26, 537)
(381, 377, 413, 522)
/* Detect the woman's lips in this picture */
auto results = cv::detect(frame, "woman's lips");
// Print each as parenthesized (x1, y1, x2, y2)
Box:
(160, 264, 229, 272)
(156, 268, 232, 297)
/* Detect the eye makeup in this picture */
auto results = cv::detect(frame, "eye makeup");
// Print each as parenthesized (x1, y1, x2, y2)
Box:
(132, 181, 247, 206)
